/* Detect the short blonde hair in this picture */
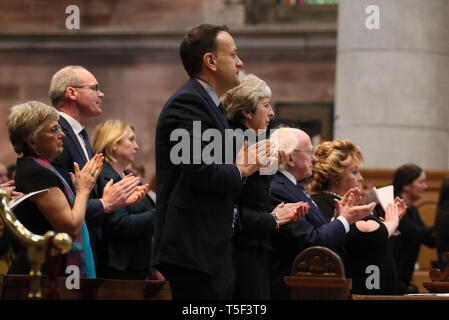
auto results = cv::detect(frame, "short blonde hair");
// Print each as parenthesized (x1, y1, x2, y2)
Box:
(92, 120, 135, 164)
(309, 139, 363, 193)
(221, 72, 271, 123)
(7, 101, 59, 155)
(49, 65, 86, 107)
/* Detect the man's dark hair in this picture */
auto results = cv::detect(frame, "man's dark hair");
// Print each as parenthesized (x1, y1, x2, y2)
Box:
(393, 163, 423, 196)
(180, 24, 230, 78)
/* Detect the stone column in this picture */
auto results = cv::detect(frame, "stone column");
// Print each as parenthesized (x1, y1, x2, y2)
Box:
(335, 0, 449, 169)
(203, 0, 245, 27)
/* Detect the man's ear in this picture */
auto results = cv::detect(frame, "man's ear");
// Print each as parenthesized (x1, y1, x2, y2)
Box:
(203, 52, 217, 72)
(66, 87, 77, 101)
(287, 153, 295, 167)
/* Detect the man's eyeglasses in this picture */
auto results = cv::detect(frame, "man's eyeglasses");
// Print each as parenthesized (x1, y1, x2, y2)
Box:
(71, 84, 101, 93)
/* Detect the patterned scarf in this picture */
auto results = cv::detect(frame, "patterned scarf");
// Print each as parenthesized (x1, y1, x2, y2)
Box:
(24, 156, 96, 278)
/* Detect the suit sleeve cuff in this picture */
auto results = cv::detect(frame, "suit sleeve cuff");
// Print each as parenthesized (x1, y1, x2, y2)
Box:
(336, 216, 350, 233)
(235, 165, 242, 179)
(99, 199, 107, 213)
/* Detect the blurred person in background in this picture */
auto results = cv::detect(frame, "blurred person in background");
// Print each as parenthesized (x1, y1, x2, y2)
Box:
(433, 176, 449, 271)
(392, 163, 435, 293)
(0, 163, 8, 184)
(7, 164, 16, 180)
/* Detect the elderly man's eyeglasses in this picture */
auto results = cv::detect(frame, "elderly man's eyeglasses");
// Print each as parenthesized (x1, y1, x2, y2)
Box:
(72, 84, 101, 93)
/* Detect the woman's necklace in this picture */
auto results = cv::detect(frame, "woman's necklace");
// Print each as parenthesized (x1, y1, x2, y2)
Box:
(322, 190, 343, 200)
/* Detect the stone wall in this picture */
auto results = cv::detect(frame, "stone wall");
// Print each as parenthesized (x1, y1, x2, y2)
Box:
(0, 0, 337, 181)
(0, 0, 204, 31)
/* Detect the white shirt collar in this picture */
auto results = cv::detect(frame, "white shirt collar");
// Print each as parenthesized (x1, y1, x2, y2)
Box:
(58, 111, 90, 161)
(279, 170, 297, 185)
(195, 78, 220, 107)
(59, 112, 84, 135)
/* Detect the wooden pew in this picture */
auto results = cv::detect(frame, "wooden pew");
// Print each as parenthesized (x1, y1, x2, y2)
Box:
(422, 252, 449, 293)
(284, 246, 351, 300)
(0, 275, 171, 300)
(285, 246, 449, 300)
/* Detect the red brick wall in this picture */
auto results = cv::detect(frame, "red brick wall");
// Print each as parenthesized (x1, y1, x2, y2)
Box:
(0, 0, 203, 31)
(0, 1, 336, 181)
(0, 49, 335, 181)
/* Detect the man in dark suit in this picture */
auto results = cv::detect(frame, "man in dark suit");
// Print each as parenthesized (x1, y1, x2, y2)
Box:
(270, 127, 375, 299)
(49, 66, 144, 274)
(153, 24, 264, 299)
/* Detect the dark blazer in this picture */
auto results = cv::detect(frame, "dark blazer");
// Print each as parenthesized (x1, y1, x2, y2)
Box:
(229, 121, 276, 249)
(153, 78, 243, 279)
(101, 162, 154, 276)
(392, 205, 435, 290)
(229, 121, 276, 299)
(51, 115, 106, 267)
(270, 171, 346, 299)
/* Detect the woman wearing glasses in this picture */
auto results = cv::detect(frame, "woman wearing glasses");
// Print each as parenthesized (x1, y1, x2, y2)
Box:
(309, 139, 407, 294)
(6, 101, 102, 278)
(222, 73, 309, 299)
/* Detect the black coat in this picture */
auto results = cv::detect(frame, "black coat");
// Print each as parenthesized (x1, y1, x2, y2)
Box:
(229, 121, 276, 300)
(392, 205, 435, 289)
(152, 78, 243, 281)
(101, 162, 154, 277)
(229, 121, 277, 249)
(435, 208, 449, 270)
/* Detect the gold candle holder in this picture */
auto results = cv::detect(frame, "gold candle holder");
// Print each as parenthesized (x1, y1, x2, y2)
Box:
(0, 188, 72, 299)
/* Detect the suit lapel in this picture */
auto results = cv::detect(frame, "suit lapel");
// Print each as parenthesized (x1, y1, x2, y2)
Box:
(275, 172, 328, 225)
(59, 117, 88, 166)
(59, 116, 99, 196)
(275, 173, 307, 203)
(189, 79, 229, 130)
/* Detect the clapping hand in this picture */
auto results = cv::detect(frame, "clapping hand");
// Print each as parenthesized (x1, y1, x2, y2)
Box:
(70, 153, 104, 194)
(235, 139, 278, 177)
(273, 201, 309, 225)
(394, 197, 407, 220)
(293, 201, 309, 222)
(0, 179, 23, 197)
(124, 183, 149, 206)
(334, 187, 376, 224)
